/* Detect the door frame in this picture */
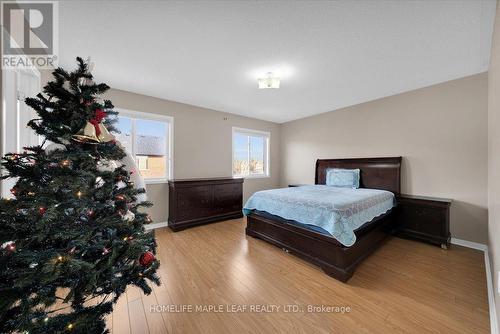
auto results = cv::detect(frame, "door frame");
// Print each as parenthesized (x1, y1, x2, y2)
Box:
(1, 66, 41, 197)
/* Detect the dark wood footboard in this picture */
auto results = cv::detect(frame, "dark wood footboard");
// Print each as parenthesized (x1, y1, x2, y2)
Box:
(246, 210, 395, 282)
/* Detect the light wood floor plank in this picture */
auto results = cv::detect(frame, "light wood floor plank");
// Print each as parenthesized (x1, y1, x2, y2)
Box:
(105, 312, 113, 334)
(140, 285, 168, 334)
(112, 294, 131, 334)
(128, 298, 149, 334)
(108, 218, 489, 334)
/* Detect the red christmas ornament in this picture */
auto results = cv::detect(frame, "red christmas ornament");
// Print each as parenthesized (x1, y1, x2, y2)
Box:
(38, 206, 46, 215)
(139, 251, 155, 267)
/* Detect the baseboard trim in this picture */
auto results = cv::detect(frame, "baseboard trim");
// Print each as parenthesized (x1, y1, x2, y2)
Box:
(484, 249, 499, 334)
(450, 237, 488, 251)
(451, 238, 498, 334)
(144, 221, 168, 230)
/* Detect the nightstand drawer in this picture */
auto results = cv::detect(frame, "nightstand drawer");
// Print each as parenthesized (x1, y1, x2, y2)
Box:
(398, 204, 446, 235)
(395, 195, 451, 248)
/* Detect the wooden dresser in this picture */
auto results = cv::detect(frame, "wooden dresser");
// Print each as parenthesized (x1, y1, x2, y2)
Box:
(395, 194, 452, 249)
(168, 177, 244, 231)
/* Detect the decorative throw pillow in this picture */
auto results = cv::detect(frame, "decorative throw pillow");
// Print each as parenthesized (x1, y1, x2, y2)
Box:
(326, 168, 360, 188)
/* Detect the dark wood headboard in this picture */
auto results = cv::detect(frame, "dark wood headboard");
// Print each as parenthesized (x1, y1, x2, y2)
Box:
(315, 157, 402, 195)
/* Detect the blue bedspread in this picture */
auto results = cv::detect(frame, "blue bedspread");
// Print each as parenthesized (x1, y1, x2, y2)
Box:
(243, 185, 395, 247)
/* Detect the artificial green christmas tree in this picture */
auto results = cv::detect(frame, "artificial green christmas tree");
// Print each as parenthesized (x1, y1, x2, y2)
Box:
(0, 57, 160, 334)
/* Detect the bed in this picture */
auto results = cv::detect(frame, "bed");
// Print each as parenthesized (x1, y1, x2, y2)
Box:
(244, 157, 402, 282)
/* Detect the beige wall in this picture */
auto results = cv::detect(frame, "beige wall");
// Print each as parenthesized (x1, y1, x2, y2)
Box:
(38, 70, 281, 224)
(39, 69, 489, 244)
(488, 0, 500, 325)
(281, 73, 488, 244)
(105, 89, 281, 223)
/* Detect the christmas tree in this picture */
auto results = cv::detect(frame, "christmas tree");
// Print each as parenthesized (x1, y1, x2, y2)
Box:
(0, 57, 160, 334)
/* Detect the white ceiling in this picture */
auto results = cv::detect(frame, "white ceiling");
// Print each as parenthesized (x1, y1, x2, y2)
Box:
(58, 0, 497, 123)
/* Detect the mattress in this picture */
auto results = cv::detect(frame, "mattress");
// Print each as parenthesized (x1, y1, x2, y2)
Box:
(243, 185, 395, 247)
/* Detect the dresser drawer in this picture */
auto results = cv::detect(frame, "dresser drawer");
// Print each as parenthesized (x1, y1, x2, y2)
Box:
(176, 185, 213, 220)
(214, 183, 242, 213)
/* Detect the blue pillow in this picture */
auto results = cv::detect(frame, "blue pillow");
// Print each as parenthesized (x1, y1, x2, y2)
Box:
(326, 168, 360, 188)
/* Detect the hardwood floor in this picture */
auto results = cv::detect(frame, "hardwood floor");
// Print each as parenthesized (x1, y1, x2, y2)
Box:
(108, 218, 490, 334)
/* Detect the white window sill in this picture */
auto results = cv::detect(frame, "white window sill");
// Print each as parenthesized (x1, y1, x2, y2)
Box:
(144, 179, 170, 185)
(234, 174, 271, 180)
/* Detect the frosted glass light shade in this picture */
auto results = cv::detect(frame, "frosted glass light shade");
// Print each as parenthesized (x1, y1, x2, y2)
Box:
(257, 73, 280, 89)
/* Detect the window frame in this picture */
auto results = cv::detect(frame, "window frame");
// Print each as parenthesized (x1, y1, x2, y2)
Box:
(115, 108, 173, 184)
(136, 155, 149, 171)
(232, 127, 270, 179)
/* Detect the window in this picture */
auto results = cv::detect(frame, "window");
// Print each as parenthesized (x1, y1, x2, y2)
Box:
(114, 110, 173, 183)
(232, 127, 270, 178)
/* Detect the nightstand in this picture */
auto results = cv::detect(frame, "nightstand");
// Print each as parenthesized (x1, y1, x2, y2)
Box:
(288, 184, 311, 187)
(395, 194, 452, 249)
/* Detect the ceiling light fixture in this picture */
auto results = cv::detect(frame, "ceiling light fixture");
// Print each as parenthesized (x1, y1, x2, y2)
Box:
(257, 72, 280, 89)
